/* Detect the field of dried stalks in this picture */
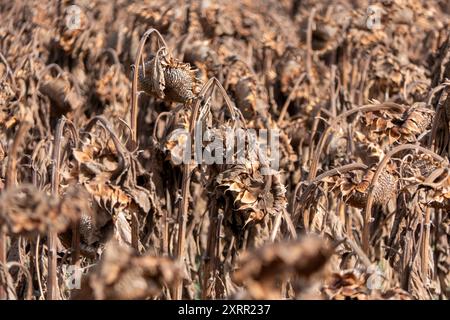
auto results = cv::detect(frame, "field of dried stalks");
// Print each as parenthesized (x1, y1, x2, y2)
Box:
(0, 0, 449, 300)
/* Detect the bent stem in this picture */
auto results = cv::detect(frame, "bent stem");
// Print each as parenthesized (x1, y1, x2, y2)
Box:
(362, 144, 444, 254)
(130, 28, 168, 148)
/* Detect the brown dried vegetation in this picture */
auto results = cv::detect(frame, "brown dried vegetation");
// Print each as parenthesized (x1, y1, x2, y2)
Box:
(0, 0, 449, 300)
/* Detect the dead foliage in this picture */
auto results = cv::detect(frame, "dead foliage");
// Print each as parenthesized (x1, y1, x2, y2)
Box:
(0, 0, 449, 300)
(71, 241, 181, 300)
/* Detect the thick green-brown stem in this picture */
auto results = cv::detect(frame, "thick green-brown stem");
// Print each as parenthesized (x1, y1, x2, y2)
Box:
(362, 144, 444, 254)
(48, 117, 78, 300)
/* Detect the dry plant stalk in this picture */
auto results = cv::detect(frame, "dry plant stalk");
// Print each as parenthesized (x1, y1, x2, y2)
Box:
(0, 0, 449, 301)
